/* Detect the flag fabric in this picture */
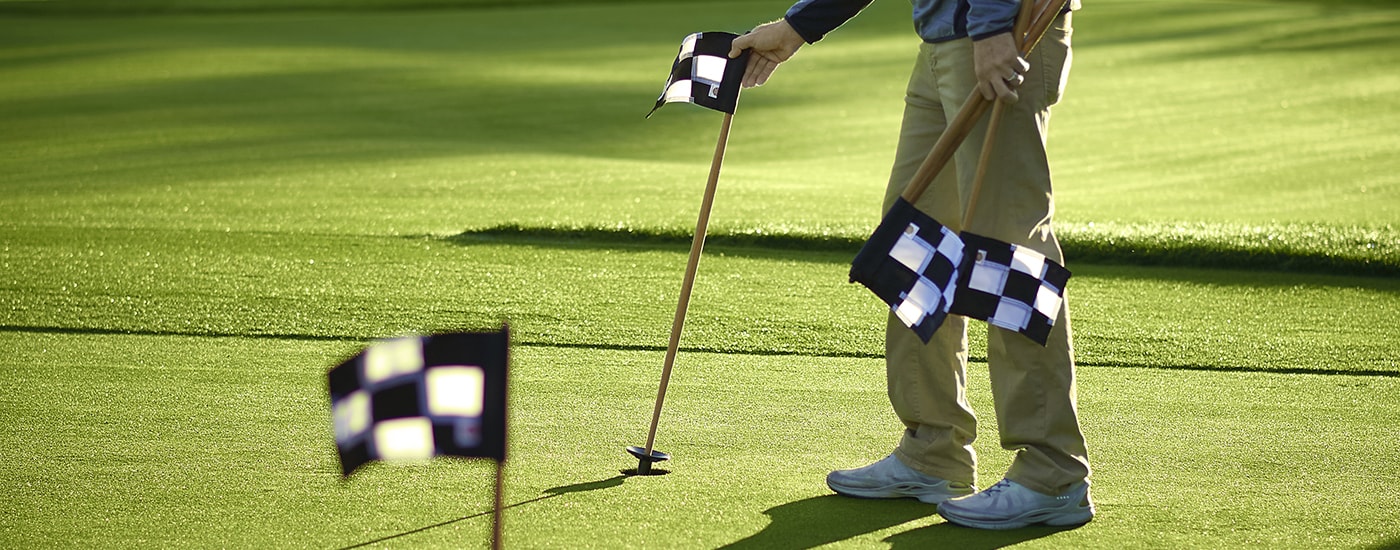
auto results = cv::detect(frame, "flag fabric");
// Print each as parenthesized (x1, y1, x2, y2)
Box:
(850, 200, 1072, 346)
(328, 329, 509, 477)
(648, 31, 749, 117)
(949, 232, 1071, 346)
(850, 197, 965, 343)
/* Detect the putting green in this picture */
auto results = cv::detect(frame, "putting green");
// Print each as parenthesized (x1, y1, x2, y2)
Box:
(2, 0, 1398, 547)
(2, 334, 1396, 548)
(3, 226, 1397, 373)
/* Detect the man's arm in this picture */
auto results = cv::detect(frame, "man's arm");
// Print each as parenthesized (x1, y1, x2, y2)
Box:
(727, 19, 805, 88)
(727, 0, 873, 88)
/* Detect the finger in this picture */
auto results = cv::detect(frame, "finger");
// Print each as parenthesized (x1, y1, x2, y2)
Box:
(1001, 88, 1020, 105)
(743, 56, 761, 88)
(977, 79, 997, 101)
(729, 36, 751, 59)
(991, 78, 1015, 102)
(743, 56, 769, 88)
(751, 58, 778, 88)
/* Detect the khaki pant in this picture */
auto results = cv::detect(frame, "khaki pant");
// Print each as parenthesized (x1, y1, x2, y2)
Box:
(881, 14, 1091, 496)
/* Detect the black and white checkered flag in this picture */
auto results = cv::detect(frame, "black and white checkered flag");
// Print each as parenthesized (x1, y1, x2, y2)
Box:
(647, 31, 749, 117)
(949, 232, 1070, 346)
(850, 197, 965, 342)
(851, 200, 1072, 345)
(328, 329, 509, 477)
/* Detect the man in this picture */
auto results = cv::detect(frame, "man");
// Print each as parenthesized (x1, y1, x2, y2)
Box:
(728, 0, 1093, 530)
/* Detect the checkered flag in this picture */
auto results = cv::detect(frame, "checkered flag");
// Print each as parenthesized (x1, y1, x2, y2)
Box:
(949, 233, 1070, 346)
(328, 329, 509, 477)
(647, 31, 749, 117)
(850, 197, 965, 342)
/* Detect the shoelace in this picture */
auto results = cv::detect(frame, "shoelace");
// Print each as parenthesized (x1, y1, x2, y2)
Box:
(981, 479, 1014, 496)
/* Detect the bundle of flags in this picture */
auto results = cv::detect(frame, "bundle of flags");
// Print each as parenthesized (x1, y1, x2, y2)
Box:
(648, 31, 748, 117)
(849, 0, 1075, 347)
(328, 329, 509, 477)
(850, 198, 1071, 346)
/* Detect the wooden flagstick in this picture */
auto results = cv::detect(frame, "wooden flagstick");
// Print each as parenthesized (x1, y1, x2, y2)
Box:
(630, 111, 735, 475)
(491, 459, 505, 550)
(963, 0, 1038, 224)
(899, 0, 1068, 205)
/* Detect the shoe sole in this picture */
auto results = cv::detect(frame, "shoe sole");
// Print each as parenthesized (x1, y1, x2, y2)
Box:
(827, 480, 974, 504)
(937, 504, 1095, 530)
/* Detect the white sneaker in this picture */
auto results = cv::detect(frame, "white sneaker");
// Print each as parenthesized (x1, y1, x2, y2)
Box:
(826, 454, 975, 504)
(936, 478, 1095, 530)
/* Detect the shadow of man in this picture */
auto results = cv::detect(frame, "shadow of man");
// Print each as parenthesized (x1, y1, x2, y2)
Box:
(883, 521, 1081, 549)
(720, 494, 1085, 549)
(718, 495, 933, 549)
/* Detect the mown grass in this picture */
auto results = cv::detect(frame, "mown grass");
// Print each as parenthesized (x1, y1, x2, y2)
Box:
(2, 0, 1399, 548)
(3, 334, 1398, 548)
(1, 0, 1396, 259)
(5, 224, 1399, 373)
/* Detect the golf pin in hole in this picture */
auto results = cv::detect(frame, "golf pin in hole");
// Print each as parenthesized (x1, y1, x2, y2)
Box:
(626, 446, 669, 475)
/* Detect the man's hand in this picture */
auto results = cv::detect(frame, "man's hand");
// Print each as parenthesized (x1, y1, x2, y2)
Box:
(728, 19, 805, 88)
(972, 31, 1029, 103)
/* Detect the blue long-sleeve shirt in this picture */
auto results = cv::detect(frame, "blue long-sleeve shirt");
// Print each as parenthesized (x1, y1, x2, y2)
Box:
(784, 0, 1079, 44)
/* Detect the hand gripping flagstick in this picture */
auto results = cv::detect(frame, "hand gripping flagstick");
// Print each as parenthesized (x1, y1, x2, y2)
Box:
(963, 0, 1039, 224)
(632, 32, 750, 475)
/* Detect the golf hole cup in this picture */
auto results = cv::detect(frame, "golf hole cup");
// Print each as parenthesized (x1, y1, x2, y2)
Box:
(626, 446, 670, 475)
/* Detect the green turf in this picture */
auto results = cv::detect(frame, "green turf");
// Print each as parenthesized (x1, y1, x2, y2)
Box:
(2, 335, 1398, 548)
(2, 0, 1399, 548)
(0, 0, 1396, 264)
(4, 225, 1398, 373)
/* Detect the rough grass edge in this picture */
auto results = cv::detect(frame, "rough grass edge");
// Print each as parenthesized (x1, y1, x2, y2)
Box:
(451, 221, 1399, 278)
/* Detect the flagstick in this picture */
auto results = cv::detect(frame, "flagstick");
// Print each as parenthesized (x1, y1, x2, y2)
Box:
(491, 460, 505, 550)
(962, 0, 1042, 225)
(633, 111, 734, 475)
(962, 100, 1007, 225)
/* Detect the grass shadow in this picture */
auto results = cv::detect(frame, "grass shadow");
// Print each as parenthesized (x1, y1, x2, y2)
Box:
(1368, 537, 1400, 550)
(720, 494, 1088, 549)
(336, 474, 626, 549)
(444, 224, 1400, 282)
(718, 495, 934, 549)
(883, 522, 1084, 549)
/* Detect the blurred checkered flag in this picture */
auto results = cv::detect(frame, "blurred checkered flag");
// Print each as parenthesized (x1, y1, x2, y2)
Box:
(647, 31, 749, 117)
(850, 198, 965, 342)
(328, 329, 509, 477)
(950, 233, 1070, 346)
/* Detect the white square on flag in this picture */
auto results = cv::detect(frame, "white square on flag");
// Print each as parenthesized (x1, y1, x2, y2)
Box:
(990, 298, 1033, 331)
(364, 337, 424, 384)
(694, 55, 727, 84)
(889, 224, 934, 272)
(968, 258, 1009, 295)
(426, 365, 486, 418)
(332, 390, 371, 444)
(1010, 246, 1047, 276)
(663, 80, 693, 105)
(1034, 282, 1063, 319)
(374, 417, 435, 461)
